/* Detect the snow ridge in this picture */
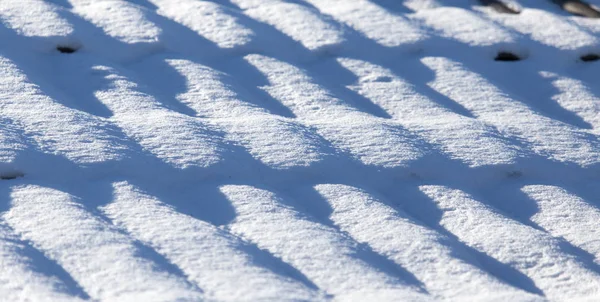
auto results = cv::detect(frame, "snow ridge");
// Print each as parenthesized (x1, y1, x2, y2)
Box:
(0, 0, 599, 301)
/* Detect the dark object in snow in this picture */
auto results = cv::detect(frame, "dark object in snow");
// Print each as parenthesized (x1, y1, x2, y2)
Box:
(479, 0, 520, 14)
(506, 171, 523, 178)
(580, 54, 600, 62)
(553, 0, 600, 18)
(57, 46, 77, 53)
(0, 171, 24, 180)
(495, 52, 521, 61)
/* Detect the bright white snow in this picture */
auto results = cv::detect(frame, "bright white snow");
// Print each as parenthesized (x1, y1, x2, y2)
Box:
(0, 0, 599, 301)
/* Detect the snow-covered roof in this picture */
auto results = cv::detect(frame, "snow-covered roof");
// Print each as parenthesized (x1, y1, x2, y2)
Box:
(1, 0, 600, 300)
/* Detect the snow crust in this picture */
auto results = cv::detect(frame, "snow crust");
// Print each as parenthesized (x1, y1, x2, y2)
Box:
(0, 0, 600, 301)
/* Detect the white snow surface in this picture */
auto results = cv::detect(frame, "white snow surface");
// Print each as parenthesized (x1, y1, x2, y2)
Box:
(0, 0, 599, 301)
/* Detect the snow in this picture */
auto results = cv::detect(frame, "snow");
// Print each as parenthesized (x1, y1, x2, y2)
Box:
(0, 0, 599, 301)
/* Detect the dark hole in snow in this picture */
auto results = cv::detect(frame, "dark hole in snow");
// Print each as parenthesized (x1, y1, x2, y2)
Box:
(57, 45, 77, 53)
(373, 76, 393, 83)
(581, 54, 600, 62)
(495, 52, 521, 61)
(507, 171, 523, 178)
(0, 171, 24, 180)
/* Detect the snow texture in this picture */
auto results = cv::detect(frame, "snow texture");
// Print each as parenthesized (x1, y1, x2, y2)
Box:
(0, 0, 599, 301)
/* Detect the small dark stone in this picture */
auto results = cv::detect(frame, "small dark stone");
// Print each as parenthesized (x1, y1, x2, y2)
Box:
(495, 52, 521, 61)
(479, 0, 520, 14)
(554, 0, 600, 18)
(57, 46, 77, 53)
(581, 54, 600, 62)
